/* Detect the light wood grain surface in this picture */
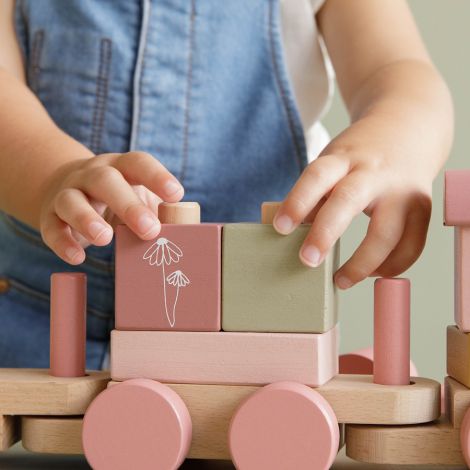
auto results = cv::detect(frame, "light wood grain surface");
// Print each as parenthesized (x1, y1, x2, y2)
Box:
(0, 369, 109, 415)
(0, 443, 466, 470)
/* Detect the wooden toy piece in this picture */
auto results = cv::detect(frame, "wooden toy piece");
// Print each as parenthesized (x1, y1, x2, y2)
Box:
(445, 376, 470, 428)
(455, 227, 470, 331)
(346, 418, 465, 465)
(460, 407, 470, 467)
(229, 382, 339, 470)
(0, 368, 109, 415)
(158, 202, 200, 224)
(50, 272, 86, 377)
(18, 376, 439, 459)
(83, 379, 192, 470)
(0, 415, 19, 451)
(115, 223, 222, 331)
(261, 201, 281, 224)
(339, 346, 419, 375)
(447, 325, 470, 388)
(373, 278, 410, 385)
(22, 416, 83, 454)
(222, 224, 339, 333)
(444, 170, 470, 226)
(110, 326, 338, 387)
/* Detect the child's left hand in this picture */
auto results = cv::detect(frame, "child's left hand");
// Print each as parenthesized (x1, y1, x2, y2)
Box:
(273, 120, 433, 290)
(273, 0, 453, 290)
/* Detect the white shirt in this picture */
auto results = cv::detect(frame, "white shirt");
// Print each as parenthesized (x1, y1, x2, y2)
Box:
(281, 0, 333, 160)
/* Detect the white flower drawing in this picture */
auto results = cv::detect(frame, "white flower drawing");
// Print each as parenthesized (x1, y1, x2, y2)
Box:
(166, 270, 190, 287)
(165, 270, 190, 327)
(142, 238, 189, 328)
(142, 238, 183, 266)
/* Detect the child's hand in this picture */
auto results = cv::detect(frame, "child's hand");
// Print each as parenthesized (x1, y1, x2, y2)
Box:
(39, 152, 184, 264)
(273, 125, 433, 289)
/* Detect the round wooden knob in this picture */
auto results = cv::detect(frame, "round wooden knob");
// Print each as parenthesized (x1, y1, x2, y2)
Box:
(159, 202, 200, 224)
(261, 202, 282, 224)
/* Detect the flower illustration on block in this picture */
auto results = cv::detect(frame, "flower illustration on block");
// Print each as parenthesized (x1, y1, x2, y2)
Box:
(166, 270, 190, 287)
(143, 237, 183, 266)
(142, 237, 189, 328)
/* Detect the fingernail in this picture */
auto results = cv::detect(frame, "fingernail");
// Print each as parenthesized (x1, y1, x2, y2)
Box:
(65, 247, 82, 263)
(137, 214, 160, 236)
(300, 245, 322, 267)
(89, 221, 111, 241)
(274, 214, 294, 234)
(336, 276, 353, 290)
(164, 180, 183, 197)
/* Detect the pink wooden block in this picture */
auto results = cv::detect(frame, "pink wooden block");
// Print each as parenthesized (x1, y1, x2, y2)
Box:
(339, 346, 418, 376)
(445, 170, 470, 226)
(373, 278, 411, 386)
(82, 378, 192, 470)
(115, 224, 221, 331)
(50, 273, 86, 378)
(110, 326, 339, 386)
(229, 382, 339, 470)
(339, 347, 374, 375)
(455, 227, 470, 331)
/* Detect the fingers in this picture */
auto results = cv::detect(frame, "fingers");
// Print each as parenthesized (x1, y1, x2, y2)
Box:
(334, 198, 407, 289)
(273, 156, 350, 234)
(299, 171, 377, 268)
(373, 196, 431, 278)
(79, 166, 161, 240)
(41, 213, 85, 265)
(54, 188, 113, 246)
(115, 152, 184, 202)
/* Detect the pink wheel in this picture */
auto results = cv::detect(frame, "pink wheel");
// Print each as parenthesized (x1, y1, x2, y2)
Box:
(460, 407, 470, 466)
(82, 379, 192, 470)
(229, 381, 339, 470)
(339, 346, 419, 376)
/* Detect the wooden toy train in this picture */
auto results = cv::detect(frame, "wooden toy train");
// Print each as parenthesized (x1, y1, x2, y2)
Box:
(1, 170, 470, 469)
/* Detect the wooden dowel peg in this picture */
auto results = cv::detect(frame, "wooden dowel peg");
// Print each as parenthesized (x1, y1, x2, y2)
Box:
(159, 202, 200, 224)
(261, 202, 282, 224)
(373, 277, 410, 386)
(50, 273, 87, 378)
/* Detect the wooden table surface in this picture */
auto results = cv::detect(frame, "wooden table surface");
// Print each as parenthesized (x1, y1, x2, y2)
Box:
(0, 444, 465, 470)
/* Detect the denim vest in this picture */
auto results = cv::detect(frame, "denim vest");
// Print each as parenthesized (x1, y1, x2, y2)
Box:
(0, 0, 309, 369)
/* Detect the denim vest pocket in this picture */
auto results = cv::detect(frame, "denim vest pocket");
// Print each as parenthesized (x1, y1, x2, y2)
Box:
(25, 28, 113, 156)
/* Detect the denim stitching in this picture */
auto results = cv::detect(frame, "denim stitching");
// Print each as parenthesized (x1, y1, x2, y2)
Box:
(2, 276, 112, 320)
(179, 0, 196, 183)
(30, 29, 44, 92)
(1, 213, 114, 273)
(90, 38, 112, 155)
(130, 0, 151, 151)
(267, 1, 305, 171)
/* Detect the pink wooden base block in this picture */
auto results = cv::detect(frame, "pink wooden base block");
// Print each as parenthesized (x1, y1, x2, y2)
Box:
(445, 170, 470, 226)
(111, 326, 338, 386)
(229, 381, 339, 470)
(82, 379, 192, 470)
(115, 224, 222, 331)
(454, 227, 470, 331)
(460, 408, 470, 467)
(339, 346, 418, 376)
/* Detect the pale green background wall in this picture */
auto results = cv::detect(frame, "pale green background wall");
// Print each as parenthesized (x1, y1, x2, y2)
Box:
(323, 0, 469, 380)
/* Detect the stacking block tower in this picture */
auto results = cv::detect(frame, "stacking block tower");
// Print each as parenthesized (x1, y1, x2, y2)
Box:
(444, 170, 470, 463)
(111, 201, 339, 387)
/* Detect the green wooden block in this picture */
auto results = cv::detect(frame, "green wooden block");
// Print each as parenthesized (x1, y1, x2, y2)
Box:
(222, 224, 339, 333)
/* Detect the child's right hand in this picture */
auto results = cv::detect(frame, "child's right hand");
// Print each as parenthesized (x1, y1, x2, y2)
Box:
(39, 152, 184, 265)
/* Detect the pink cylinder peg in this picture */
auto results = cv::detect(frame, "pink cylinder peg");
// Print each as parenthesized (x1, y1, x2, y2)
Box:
(50, 272, 86, 377)
(373, 278, 410, 386)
